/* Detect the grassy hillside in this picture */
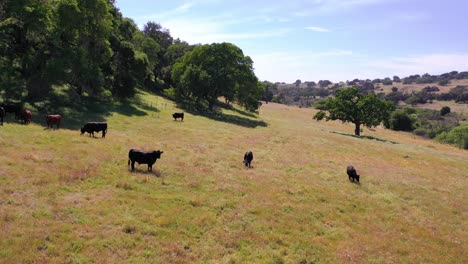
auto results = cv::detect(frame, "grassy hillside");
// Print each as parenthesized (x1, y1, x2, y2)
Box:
(0, 92, 467, 263)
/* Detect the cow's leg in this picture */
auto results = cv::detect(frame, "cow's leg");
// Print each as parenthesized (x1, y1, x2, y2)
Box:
(148, 165, 152, 172)
(131, 161, 135, 171)
(102, 130, 106, 138)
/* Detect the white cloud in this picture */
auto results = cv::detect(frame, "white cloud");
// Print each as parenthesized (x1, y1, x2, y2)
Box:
(305, 26, 330, 32)
(164, 17, 292, 43)
(176, 3, 194, 13)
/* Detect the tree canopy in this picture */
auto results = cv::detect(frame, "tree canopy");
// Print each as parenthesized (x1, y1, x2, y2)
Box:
(172, 43, 262, 111)
(314, 87, 395, 136)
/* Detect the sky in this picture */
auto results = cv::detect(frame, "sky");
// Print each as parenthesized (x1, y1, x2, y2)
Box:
(115, 0, 468, 83)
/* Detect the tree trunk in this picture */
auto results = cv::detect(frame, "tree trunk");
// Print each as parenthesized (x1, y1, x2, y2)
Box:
(208, 100, 214, 112)
(354, 122, 361, 136)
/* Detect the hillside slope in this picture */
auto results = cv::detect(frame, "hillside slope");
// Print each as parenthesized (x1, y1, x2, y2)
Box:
(0, 92, 466, 263)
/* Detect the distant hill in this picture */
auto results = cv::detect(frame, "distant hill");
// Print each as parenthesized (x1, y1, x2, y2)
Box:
(269, 71, 468, 108)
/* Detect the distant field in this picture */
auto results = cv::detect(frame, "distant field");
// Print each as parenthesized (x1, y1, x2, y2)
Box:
(413, 100, 468, 114)
(0, 92, 467, 263)
(377, 79, 468, 94)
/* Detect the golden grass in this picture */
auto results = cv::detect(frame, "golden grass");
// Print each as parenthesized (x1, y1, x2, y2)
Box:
(0, 92, 467, 263)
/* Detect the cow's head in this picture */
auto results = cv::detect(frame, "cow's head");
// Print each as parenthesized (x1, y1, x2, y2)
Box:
(152, 150, 163, 158)
(80, 127, 85, 135)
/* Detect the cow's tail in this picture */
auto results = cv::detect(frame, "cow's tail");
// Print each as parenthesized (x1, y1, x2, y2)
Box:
(128, 159, 130, 167)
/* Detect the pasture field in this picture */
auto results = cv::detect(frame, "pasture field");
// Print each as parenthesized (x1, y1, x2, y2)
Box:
(0, 92, 467, 263)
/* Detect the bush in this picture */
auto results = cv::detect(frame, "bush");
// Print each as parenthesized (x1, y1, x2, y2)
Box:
(163, 87, 176, 99)
(438, 79, 449, 86)
(414, 127, 429, 137)
(382, 78, 393, 85)
(388, 110, 414, 131)
(435, 125, 468, 149)
(440, 106, 451, 116)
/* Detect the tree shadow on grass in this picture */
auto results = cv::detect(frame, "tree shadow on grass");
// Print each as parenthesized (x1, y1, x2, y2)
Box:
(176, 100, 268, 128)
(30, 96, 159, 130)
(331, 131, 399, 144)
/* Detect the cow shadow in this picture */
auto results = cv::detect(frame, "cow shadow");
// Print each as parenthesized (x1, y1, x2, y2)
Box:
(129, 169, 162, 177)
(331, 131, 399, 144)
(176, 101, 268, 128)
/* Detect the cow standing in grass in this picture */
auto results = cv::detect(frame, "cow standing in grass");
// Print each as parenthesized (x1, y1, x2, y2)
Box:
(346, 165, 360, 183)
(19, 109, 32, 124)
(46, 114, 62, 129)
(128, 149, 164, 172)
(243, 151, 253, 168)
(81, 122, 108, 138)
(173, 112, 184, 121)
(0, 104, 20, 119)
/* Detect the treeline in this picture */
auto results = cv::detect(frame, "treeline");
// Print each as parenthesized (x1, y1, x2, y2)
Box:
(0, 0, 263, 112)
(381, 86, 468, 105)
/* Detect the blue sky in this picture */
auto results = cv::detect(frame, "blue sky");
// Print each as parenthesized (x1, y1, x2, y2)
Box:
(115, 0, 468, 83)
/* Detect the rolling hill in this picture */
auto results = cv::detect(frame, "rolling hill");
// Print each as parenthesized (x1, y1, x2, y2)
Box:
(0, 92, 466, 263)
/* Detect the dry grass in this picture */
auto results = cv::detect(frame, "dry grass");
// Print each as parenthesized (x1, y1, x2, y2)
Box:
(0, 92, 467, 263)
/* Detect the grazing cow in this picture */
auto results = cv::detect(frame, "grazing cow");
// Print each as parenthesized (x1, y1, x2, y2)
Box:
(243, 151, 253, 168)
(172, 112, 184, 121)
(46, 114, 62, 129)
(80, 122, 107, 138)
(19, 109, 32, 124)
(128, 149, 163, 172)
(0, 104, 21, 119)
(346, 165, 360, 183)
(0, 107, 4, 126)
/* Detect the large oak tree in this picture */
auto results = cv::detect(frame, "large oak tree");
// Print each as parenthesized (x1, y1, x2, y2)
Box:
(172, 42, 262, 111)
(314, 87, 395, 136)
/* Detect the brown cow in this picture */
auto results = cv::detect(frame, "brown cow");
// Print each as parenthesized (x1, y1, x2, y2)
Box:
(20, 109, 32, 124)
(46, 114, 62, 129)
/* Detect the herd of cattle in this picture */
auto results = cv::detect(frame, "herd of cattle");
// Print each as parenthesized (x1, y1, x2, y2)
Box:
(1, 105, 361, 181)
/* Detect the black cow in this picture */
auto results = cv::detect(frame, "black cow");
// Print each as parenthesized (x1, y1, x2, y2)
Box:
(173, 112, 184, 121)
(346, 165, 360, 183)
(243, 151, 253, 168)
(80, 122, 108, 138)
(0, 104, 21, 119)
(0, 107, 4, 125)
(128, 149, 163, 172)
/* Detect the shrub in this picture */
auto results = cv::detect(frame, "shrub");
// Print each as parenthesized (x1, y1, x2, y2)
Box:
(382, 78, 393, 85)
(438, 79, 449, 86)
(440, 106, 451, 116)
(388, 110, 414, 131)
(414, 127, 429, 137)
(163, 87, 176, 99)
(436, 125, 468, 149)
